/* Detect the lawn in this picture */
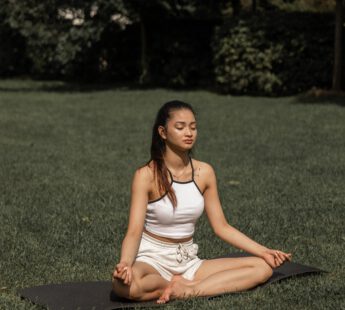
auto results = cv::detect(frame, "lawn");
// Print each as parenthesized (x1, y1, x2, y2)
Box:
(0, 79, 344, 309)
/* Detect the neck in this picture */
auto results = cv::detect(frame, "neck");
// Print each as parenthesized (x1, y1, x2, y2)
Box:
(163, 148, 190, 170)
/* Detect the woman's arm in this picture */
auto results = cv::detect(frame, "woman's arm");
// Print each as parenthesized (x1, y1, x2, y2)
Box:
(214, 224, 268, 257)
(119, 167, 151, 265)
(202, 163, 291, 266)
(113, 166, 151, 285)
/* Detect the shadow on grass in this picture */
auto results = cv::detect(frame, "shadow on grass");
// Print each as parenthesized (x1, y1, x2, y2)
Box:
(2, 80, 345, 106)
(292, 88, 345, 107)
(0, 79, 214, 94)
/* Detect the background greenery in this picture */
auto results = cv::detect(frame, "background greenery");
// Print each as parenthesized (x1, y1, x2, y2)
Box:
(0, 0, 342, 95)
(0, 79, 344, 309)
(212, 12, 334, 95)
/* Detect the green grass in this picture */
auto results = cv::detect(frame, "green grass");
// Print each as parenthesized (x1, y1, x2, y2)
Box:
(0, 79, 344, 309)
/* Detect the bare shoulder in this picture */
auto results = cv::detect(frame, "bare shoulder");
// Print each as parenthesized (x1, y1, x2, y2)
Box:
(133, 160, 155, 186)
(191, 158, 216, 182)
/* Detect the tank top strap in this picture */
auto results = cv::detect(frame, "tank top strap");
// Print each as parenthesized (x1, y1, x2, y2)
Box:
(166, 156, 194, 182)
(189, 155, 195, 180)
(167, 167, 174, 183)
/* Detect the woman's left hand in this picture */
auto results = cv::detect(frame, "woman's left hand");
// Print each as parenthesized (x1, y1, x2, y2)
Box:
(260, 249, 292, 268)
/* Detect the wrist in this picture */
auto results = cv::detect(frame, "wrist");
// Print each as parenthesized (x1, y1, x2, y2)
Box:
(257, 247, 269, 258)
(120, 259, 132, 266)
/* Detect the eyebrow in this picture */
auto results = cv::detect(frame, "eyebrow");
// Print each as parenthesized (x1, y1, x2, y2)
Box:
(175, 121, 197, 125)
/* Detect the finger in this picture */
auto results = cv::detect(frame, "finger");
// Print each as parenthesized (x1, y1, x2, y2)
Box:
(280, 252, 291, 262)
(286, 253, 292, 260)
(116, 269, 122, 278)
(117, 264, 126, 271)
(273, 253, 280, 265)
(281, 251, 292, 257)
(268, 259, 276, 269)
(273, 257, 278, 268)
(121, 269, 128, 280)
(114, 272, 121, 279)
(275, 252, 284, 264)
(127, 272, 132, 286)
(125, 272, 130, 285)
(274, 256, 281, 267)
(280, 253, 288, 261)
(117, 269, 125, 278)
(122, 267, 128, 278)
(277, 252, 285, 263)
(118, 264, 127, 271)
(124, 269, 130, 285)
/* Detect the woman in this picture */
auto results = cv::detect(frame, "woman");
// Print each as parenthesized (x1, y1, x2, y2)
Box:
(112, 100, 292, 304)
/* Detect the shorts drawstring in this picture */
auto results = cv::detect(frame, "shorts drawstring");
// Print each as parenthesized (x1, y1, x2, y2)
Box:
(176, 243, 198, 263)
(176, 243, 189, 263)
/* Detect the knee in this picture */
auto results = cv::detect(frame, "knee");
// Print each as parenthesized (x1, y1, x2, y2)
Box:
(253, 258, 273, 283)
(112, 277, 142, 301)
(128, 279, 143, 301)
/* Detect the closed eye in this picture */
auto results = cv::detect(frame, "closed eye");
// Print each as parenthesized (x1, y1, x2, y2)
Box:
(176, 127, 197, 130)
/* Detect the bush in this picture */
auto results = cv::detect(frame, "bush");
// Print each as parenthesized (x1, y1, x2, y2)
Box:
(213, 20, 283, 95)
(212, 12, 334, 96)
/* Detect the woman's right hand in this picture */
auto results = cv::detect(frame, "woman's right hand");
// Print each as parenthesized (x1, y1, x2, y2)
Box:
(112, 262, 132, 286)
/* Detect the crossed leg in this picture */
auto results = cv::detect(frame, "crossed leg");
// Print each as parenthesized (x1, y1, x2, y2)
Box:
(157, 256, 273, 303)
(112, 261, 170, 301)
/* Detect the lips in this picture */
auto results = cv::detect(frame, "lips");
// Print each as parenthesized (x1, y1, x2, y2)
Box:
(184, 140, 193, 143)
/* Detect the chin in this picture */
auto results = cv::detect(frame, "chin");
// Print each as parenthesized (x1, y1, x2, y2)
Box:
(182, 144, 193, 150)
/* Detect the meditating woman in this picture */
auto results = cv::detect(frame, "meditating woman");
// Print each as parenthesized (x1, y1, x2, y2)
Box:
(112, 100, 292, 304)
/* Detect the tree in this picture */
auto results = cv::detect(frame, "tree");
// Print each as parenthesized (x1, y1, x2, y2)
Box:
(124, 0, 223, 85)
(4, 0, 127, 77)
(332, 0, 344, 91)
(231, 0, 241, 16)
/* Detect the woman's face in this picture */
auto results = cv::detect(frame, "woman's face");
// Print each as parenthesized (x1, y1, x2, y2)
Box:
(159, 108, 197, 151)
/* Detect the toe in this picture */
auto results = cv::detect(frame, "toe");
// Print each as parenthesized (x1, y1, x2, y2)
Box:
(157, 296, 168, 304)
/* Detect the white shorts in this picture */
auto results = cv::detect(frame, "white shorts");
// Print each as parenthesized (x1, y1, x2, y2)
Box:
(135, 231, 204, 282)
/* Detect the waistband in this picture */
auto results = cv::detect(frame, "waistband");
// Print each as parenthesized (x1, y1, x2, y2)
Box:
(142, 231, 194, 248)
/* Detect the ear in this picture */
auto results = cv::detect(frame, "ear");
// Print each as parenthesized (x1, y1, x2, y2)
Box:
(158, 125, 167, 140)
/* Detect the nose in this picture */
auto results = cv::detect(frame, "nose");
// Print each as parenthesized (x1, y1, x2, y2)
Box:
(185, 127, 192, 136)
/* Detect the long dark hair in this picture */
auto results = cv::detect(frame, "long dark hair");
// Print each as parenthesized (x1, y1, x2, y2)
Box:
(144, 100, 196, 208)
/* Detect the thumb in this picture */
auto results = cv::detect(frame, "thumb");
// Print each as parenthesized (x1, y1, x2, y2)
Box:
(266, 257, 277, 269)
(117, 264, 125, 272)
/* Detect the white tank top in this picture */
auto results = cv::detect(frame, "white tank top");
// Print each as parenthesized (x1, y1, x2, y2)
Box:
(144, 157, 204, 239)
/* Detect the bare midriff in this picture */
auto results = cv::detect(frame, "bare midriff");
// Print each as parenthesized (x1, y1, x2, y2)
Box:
(143, 227, 193, 243)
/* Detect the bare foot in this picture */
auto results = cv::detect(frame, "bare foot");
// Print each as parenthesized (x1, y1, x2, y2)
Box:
(157, 281, 197, 304)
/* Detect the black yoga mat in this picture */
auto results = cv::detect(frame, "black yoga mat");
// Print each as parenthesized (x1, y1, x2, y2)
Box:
(19, 253, 325, 310)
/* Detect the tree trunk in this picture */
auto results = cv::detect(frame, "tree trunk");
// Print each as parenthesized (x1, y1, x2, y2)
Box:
(332, 0, 344, 91)
(139, 17, 150, 85)
(231, 0, 241, 16)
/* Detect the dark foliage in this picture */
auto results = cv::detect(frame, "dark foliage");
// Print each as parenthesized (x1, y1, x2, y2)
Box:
(212, 11, 335, 95)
